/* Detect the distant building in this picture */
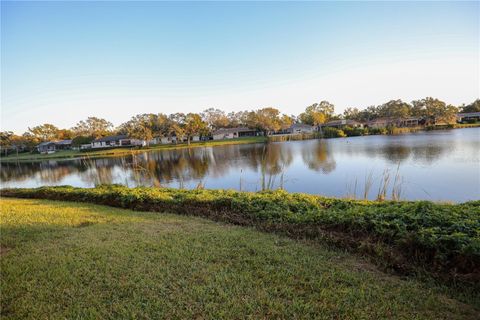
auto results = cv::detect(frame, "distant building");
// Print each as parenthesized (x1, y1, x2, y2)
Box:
(322, 120, 363, 129)
(54, 139, 72, 150)
(364, 118, 396, 129)
(212, 127, 257, 140)
(285, 123, 316, 134)
(37, 142, 57, 154)
(91, 135, 144, 149)
(398, 117, 423, 127)
(36, 139, 72, 154)
(457, 112, 480, 123)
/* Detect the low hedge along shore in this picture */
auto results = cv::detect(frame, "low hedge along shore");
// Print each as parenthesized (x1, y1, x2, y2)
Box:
(2, 185, 479, 283)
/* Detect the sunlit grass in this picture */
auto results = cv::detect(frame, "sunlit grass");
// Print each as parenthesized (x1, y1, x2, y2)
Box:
(1, 198, 478, 319)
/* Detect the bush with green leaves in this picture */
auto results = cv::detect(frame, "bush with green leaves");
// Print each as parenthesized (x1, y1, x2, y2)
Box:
(342, 126, 366, 137)
(322, 127, 347, 138)
(2, 185, 479, 283)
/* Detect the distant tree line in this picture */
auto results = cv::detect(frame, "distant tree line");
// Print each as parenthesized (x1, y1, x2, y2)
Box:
(1, 98, 478, 154)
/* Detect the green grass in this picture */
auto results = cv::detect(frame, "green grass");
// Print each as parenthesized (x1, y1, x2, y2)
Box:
(1, 198, 478, 319)
(3, 185, 479, 283)
(0, 136, 267, 163)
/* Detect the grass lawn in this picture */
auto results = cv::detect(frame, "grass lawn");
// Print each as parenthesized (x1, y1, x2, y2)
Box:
(1, 198, 478, 319)
(0, 136, 266, 163)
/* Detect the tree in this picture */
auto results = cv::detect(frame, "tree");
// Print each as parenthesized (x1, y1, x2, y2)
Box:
(299, 101, 335, 126)
(168, 113, 186, 144)
(279, 114, 294, 130)
(72, 117, 113, 139)
(57, 129, 73, 140)
(461, 99, 480, 113)
(201, 108, 229, 130)
(0, 131, 14, 156)
(343, 107, 360, 120)
(152, 113, 171, 138)
(411, 97, 458, 125)
(119, 114, 158, 145)
(72, 136, 94, 147)
(377, 100, 411, 119)
(28, 124, 59, 141)
(250, 107, 283, 135)
(184, 113, 208, 144)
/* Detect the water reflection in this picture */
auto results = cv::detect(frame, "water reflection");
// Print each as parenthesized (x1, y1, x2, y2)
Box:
(2, 128, 479, 202)
(301, 140, 336, 173)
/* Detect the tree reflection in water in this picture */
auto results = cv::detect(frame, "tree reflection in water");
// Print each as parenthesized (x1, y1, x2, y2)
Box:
(1, 129, 478, 203)
(301, 140, 336, 174)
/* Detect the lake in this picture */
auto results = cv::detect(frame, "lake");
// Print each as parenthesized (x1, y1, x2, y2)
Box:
(2, 128, 479, 202)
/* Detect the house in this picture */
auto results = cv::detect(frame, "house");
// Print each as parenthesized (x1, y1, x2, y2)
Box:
(322, 120, 364, 129)
(212, 127, 258, 140)
(37, 142, 57, 154)
(36, 139, 72, 154)
(398, 117, 424, 127)
(286, 123, 316, 134)
(457, 112, 480, 123)
(54, 139, 72, 150)
(364, 118, 396, 129)
(91, 135, 144, 149)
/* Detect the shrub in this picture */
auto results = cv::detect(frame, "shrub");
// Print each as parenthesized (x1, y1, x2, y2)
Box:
(368, 127, 388, 135)
(2, 185, 479, 282)
(322, 127, 347, 138)
(342, 126, 366, 137)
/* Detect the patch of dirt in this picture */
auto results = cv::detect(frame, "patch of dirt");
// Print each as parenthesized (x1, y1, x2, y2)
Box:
(0, 246, 11, 256)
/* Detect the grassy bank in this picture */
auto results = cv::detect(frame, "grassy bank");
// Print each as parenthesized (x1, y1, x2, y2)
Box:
(1, 197, 479, 319)
(0, 136, 267, 163)
(2, 185, 479, 285)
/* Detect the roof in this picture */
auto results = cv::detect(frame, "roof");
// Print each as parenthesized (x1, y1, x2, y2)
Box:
(289, 123, 314, 129)
(93, 135, 129, 142)
(457, 112, 480, 117)
(366, 118, 394, 125)
(213, 127, 255, 135)
(323, 119, 361, 127)
(55, 139, 72, 145)
(37, 141, 56, 147)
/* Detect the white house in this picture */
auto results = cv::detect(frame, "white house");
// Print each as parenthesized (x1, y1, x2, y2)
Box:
(323, 120, 364, 129)
(212, 127, 257, 140)
(91, 135, 144, 149)
(286, 123, 316, 134)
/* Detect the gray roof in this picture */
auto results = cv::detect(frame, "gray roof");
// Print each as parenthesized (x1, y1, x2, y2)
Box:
(323, 120, 362, 127)
(55, 139, 72, 145)
(93, 135, 129, 143)
(213, 127, 255, 135)
(289, 123, 314, 129)
(457, 112, 480, 117)
(37, 141, 56, 147)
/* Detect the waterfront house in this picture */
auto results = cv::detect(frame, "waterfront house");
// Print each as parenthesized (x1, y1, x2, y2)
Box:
(36, 139, 72, 154)
(322, 120, 363, 129)
(365, 118, 395, 129)
(91, 135, 144, 149)
(398, 117, 423, 127)
(457, 112, 480, 123)
(212, 127, 257, 140)
(54, 139, 72, 150)
(286, 123, 316, 134)
(37, 142, 57, 154)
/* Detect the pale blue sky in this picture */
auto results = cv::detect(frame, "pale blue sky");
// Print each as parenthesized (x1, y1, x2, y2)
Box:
(1, 1, 479, 133)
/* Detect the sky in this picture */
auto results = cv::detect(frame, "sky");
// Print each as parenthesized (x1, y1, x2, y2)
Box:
(1, 1, 479, 134)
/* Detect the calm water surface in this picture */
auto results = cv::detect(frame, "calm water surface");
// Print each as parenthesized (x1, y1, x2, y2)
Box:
(2, 128, 479, 202)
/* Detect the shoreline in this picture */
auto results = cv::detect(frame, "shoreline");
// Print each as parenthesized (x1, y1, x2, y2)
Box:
(2, 124, 479, 163)
(0, 136, 267, 163)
